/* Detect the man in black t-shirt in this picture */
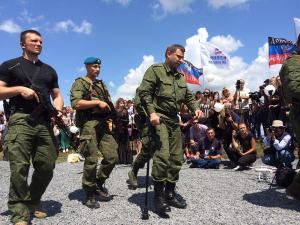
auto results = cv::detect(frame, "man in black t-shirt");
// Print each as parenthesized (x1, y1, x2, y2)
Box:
(0, 29, 63, 225)
(227, 123, 257, 170)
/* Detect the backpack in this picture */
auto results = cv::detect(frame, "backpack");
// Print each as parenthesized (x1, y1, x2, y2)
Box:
(275, 167, 296, 188)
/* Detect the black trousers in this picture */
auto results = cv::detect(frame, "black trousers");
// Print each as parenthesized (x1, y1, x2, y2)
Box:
(226, 148, 256, 167)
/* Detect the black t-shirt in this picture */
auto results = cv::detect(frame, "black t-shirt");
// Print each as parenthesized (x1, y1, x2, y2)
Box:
(0, 57, 59, 113)
(236, 132, 255, 154)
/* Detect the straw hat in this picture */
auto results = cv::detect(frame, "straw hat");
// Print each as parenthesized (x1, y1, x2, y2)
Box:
(271, 120, 285, 127)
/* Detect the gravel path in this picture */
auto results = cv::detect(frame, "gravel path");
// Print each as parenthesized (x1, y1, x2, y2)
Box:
(1, 159, 300, 225)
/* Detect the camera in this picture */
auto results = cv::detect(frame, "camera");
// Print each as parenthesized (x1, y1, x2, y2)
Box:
(249, 91, 261, 102)
(235, 79, 245, 89)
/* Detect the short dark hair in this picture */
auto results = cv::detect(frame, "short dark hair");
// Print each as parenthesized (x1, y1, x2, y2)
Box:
(206, 127, 215, 133)
(20, 29, 42, 44)
(165, 44, 185, 59)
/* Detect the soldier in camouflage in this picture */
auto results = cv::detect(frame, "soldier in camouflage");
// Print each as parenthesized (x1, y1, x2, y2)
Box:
(70, 57, 118, 209)
(280, 34, 300, 200)
(137, 44, 203, 215)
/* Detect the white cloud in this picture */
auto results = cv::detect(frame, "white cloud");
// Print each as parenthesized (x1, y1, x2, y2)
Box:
(183, 27, 272, 93)
(114, 27, 277, 99)
(210, 35, 243, 53)
(0, 19, 22, 33)
(114, 55, 155, 100)
(152, 0, 196, 19)
(18, 9, 44, 23)
(109, 81, 115, 88)
(54, 19, 92, 34)
(101, 0, 132, 6)
(207, 0, 252, 9)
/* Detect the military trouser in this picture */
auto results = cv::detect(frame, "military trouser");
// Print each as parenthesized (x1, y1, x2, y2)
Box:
(151, 116, 183, 183)
(79, 119, 118, 191)
(287, 106, 300, 197)
(132, 123, 154, 169)
(5, 113, 57, 224)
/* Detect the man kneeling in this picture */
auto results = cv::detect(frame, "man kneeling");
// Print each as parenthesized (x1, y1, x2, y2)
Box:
(262, 120, 295, 168)
(190, 128, 222, 169)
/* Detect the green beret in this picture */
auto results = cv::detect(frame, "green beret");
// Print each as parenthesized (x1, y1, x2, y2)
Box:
(84, 57, 101, 65)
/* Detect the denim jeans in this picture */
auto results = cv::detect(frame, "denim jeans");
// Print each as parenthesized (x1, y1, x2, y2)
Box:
(262, 150, 295, 168)
(191, 158, 221, 169)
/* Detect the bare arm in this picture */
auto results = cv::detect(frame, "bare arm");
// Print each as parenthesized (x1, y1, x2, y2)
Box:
(0, 80, 39, 101)
(243, 137, 257, 155)
(51, 88, 64, 111)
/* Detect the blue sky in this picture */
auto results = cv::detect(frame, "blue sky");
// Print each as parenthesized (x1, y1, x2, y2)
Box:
(0, 0, 299, 110)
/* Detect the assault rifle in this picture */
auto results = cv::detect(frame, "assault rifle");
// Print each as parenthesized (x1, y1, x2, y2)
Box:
(27, 85, 68, 132)
(91, 81, 118, 122)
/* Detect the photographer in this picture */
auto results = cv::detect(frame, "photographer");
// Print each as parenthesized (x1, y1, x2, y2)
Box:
(248, 90, 264, 139)
(227, 123, 257, 170)
(233, 79, 250, 125)
(262, 120, 295, 168)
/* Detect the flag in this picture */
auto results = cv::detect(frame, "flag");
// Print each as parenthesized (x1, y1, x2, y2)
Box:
(268, 37, 297, 66)
(177, 60, 203, 85)
(199, 42, 230, 68)
(294, 17, 300, 39)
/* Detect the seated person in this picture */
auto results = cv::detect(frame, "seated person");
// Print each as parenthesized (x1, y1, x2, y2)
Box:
(190, 128, 222, 169)
(189, 118, 208, 154)
(227, 123, 257, 170)
(262, 120, 295, 168)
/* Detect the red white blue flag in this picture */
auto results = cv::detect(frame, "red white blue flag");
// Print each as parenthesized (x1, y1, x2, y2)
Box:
(268, 37, 297, 66)
(177, 60, 203, 85)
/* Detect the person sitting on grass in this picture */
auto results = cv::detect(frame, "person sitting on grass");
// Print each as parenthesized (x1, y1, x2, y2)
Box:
(227, 123, 257, 171)
(190, 128, 222, 169)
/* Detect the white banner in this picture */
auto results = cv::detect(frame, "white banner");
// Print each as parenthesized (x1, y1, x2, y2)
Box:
(199, 42, 230, 68)
(294, 17, 300, 39)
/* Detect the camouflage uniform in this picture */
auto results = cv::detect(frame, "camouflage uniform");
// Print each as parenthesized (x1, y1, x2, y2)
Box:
(138, 63, 199, 183)
(280, 50, 300, 199)
(70, 77, 118, 193)
(0, 57, 59, 224)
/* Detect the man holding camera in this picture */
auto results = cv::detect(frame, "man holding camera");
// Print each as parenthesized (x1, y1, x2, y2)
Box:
(70, 57, 118, 208)
(233, 79, 250, 125)
(262, 120, 295, 168)
(280, 34, 300, 200)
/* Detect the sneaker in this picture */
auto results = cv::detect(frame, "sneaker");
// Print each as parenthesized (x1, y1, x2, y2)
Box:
(63, 149, 66, 153)
(233, 165, 241, 171)
(29, 203, 47, 219)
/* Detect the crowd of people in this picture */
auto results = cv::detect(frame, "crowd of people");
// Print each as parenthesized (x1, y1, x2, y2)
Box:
(0, 73, 298, 169)
(0, 29, 299, 225)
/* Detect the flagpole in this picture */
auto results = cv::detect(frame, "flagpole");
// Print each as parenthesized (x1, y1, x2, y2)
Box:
(199, 39, 205, 91)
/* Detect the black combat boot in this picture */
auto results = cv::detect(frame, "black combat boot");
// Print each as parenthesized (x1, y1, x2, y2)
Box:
(84, 190, 100, 209)
(153, 181, 171, 214)
(95, 180, 113, 201)
(165, 182, 187, 209)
